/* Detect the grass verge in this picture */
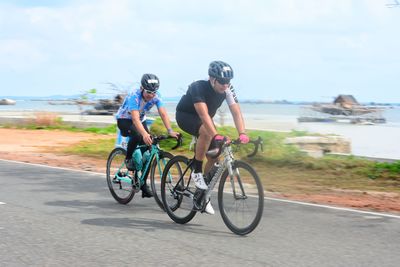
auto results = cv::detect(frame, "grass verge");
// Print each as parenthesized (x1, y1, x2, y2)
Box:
(5, 117, 400, 195)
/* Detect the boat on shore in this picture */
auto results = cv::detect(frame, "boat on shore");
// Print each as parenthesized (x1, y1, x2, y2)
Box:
(0, 98, 16, 105)
(298, 95, 387, 124)
(83, 94, 124, 115)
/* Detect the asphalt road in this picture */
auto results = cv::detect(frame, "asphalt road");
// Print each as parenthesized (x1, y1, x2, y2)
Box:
(0, 159, 399, 267)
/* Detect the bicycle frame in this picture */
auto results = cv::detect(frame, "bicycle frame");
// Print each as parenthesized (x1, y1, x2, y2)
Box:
(108, 131, 182, 207)
(171, 143, 233, 202)
(173, 137, 262, 208)
(161, 136, 264, 235)
(114, 142, 164, 189)
(202, 142, 250, 202)
(203, 145, 232, 201)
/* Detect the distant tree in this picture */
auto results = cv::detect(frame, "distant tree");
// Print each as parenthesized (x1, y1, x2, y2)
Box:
(80, 88, 97, 102)
(76, 88, 97, 118)
(104, 82, 130, 96)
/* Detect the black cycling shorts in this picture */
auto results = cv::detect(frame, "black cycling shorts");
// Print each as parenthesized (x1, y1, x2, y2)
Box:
(117, 119, 149, 137)
(176, 111, 202, 137)
(176, 111, 216, 137)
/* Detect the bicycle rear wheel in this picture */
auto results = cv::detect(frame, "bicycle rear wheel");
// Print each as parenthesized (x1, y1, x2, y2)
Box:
(218, 160, 264, 235)
(106, 148, 135, 204)
(150, 151, 173, 211)
(161, 155, 197, 224)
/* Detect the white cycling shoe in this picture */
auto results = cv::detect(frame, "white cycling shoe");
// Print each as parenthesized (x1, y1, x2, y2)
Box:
(205, 201, 215, 215)
(191, 172, 208, 190)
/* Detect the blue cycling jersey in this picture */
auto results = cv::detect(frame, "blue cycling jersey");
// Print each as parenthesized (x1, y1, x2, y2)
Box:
(115, 89, 164, 122)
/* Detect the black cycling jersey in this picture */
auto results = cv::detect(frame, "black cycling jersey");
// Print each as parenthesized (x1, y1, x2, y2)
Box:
(176, 80, 238, 118)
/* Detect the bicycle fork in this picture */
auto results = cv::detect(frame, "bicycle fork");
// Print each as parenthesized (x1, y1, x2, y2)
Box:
(228, 161, 248, 200)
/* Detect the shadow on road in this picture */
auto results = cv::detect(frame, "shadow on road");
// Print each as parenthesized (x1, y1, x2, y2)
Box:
(45, 199, 147, 210)
(81, 217, 235, 237)
(45, 199, 236, 237)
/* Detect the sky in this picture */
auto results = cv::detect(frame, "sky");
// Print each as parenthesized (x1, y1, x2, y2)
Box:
(0, 0, 399, 103)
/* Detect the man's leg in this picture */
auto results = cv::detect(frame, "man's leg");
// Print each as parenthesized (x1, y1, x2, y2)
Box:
(193, 125, 216, 214)
(196, 125, 218, 174)
(138, 122, 153, 198)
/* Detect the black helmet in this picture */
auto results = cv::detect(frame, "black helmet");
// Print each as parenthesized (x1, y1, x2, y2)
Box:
(141, 73, 160, 92)
(208, 61, 234, 84)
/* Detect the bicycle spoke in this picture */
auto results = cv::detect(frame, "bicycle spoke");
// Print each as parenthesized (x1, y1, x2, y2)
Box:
(161, 156, 197, 224)
(106, 148, 135, 204)
(150, 151, 173, 211)
(218, 160, 264, 235)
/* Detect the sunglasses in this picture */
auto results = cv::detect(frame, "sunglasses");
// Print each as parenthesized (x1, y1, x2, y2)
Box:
(144, 90, 156, 95)
(216, 77, 231, 85)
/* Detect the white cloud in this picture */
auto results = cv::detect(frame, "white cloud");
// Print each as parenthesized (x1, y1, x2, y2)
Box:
(0, 39, 47, 70)
(0, 0, 399, 101)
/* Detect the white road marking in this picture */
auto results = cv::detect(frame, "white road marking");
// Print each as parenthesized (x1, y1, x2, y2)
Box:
(0, 158, 101, 175)
(0, 202, 5, 205)
(1, 158, 399, 219)
(265, 197, 400, 219)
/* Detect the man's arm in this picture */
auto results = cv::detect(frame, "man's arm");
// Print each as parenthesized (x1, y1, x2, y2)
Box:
(131, 110, 152, 145)
(158, 106, 179, 137)
(228, 103, 246, 135)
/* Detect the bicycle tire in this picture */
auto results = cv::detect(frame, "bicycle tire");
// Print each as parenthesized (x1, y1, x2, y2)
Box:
(161, 155, 197, 224)
(150, 151, 174, 211)
(106, 148, 135, 204)
(218, 160, 264, 235)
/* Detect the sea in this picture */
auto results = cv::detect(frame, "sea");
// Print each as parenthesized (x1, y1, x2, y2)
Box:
(1, 99, 400, 160)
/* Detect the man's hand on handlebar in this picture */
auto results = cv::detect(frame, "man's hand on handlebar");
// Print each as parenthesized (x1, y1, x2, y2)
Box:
(168, 130, 180, 139)
(214, 134, 230, 143)
(208, 134, 230, 154)
(142, 133, 153, 146)
(238, 133, 250, 144)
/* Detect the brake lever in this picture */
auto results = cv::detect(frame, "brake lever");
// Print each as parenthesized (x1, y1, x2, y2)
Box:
(171, 133, 182, 150)
(247, 136, 263, 158)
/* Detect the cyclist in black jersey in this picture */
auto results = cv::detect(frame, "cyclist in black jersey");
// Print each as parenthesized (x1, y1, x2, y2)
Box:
(176, 61, 250, 214)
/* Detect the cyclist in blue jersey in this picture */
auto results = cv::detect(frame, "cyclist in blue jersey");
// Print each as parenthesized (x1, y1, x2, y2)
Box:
(176, 61, 250, 214)
(116, 73, 179, 198)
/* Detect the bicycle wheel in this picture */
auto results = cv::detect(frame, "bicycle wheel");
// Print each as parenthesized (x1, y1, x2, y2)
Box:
(161, 155, 197, 224)
(218, 160, 264, 235)
(150, 151, 173, 211)
(106, 148, 135, 204)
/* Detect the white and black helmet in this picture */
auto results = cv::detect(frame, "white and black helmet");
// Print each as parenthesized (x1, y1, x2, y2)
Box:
(141, 73, 160, 92)
(208, 61, 234, 84)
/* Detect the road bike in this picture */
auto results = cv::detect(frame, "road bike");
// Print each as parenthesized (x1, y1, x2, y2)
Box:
(160, 136, 264, 235)
(106, 133, 182, 210)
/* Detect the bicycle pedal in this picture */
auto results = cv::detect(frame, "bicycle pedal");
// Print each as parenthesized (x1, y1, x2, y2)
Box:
(133, 187, 140, 193)
(192, 203, 205, 212)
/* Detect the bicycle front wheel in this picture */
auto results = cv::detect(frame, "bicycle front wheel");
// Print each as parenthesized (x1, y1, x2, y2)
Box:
(161, 155, 197, 224)
(218, 160, 264, 235)
(150, 151, 173, 211)
(106, 148, 135, 204)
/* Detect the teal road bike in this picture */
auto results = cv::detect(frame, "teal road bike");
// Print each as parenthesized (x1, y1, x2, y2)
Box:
(106, 134, 182, 210)
(161, 136, 264, 235)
